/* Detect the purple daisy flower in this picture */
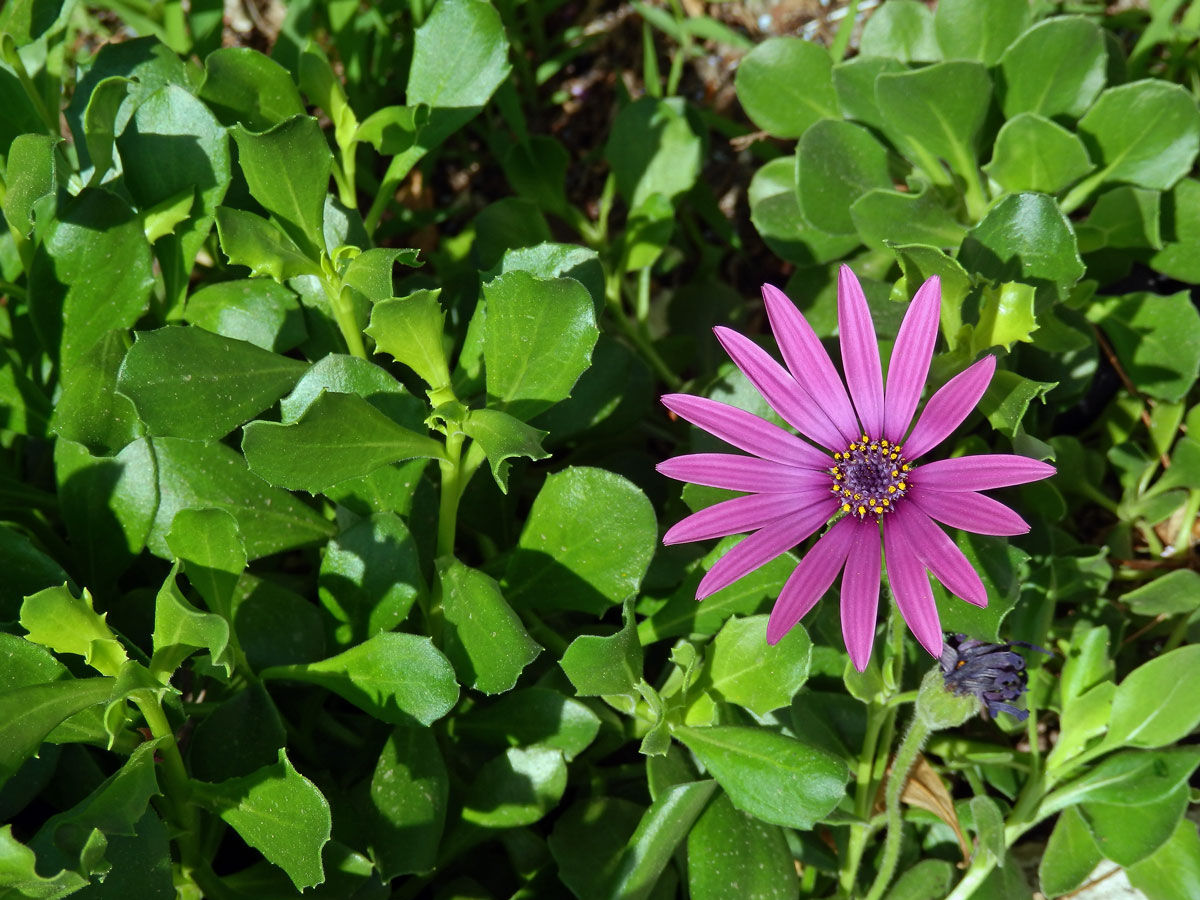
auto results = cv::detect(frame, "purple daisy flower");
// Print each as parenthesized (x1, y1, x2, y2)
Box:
(657, 266, 1055, 671)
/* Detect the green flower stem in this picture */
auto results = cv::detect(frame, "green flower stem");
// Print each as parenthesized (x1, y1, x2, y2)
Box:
(953, 150, 989, 223)
(863, 713, 933, 900)
(437, 430, 466, 560)
(321, 274, 368, 360)
(839, 700, 888, 897)
(131, 690, 202, 874)
(1169, 488, 1200, 556)
(829, 0, 860, 63)
(363, 146, 426, 237)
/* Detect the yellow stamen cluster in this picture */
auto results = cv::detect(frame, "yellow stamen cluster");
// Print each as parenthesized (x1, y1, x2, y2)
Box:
(829, 433, 913, 520)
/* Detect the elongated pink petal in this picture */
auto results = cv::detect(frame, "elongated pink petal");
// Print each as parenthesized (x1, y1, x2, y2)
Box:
(663, 489, 828, 544)
(714, 327, 845, 450)
(698, 498, 839, 599)
(915, 455, 1056, 492)
(908, 486, 1031, 536)
(766, 515, 856, 644)
(841, 521, 882, 671)
(903, 355, 995, 458)
(893, 505, 986, 607)
(657, 454, 830, 493)
(883, 520, 943, 658)
(838, 266, 885, 438)
(661, 394, 831, 470)
(884, 276, 941, 443)
(762, 284, 860, 444)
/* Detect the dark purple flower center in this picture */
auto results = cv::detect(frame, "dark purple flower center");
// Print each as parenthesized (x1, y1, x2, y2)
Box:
(828, 434, 912, 520)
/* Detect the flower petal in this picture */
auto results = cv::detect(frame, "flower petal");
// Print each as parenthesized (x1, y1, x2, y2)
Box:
(837, 266, 885, 438)
(894, 505, 987, 607)
(903, 355, 995, 458)
(762, 283, 860, 444)
(884, 276, 941, 443)
(766, 515, 856, 644)
(698, 498, 839, 600)
(657, 454, 831, 492)
(660, 394, 831, 470)
(883, 519, 943, 658)
(915, 455, 1056, 492)
(841, 520, 882, 672)
(908, 486, 1031, 536)
(714, 327, 846, 450)
(663, 489, 828, 544)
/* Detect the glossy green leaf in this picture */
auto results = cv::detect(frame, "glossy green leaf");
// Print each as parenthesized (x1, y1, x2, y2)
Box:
(0, 677, 114, 787)
(506, 467, 655, 614)
(860, 0, 940, 62)
(1081, 782, 1188, 866)
(367, 726, 448, 878)
(199, 47, 306, 130)
(850, 186, 966, 249)
(892, 244, 973, 344)
(976, 370, 1057, 438)
(261, 632, 459, 726)
(214, 207, 323, 281)
(28, 188, 153, 370)
(341, 247, 421, 303)
(549, 797, 645, 900)
(748, 156, 860, 266)
(1079, 186, 1162, 253)
(999, 17, 1106, 119)
(831, 55, 908, 133)
(117, 326, 307, 441)
(0, 824, 87, 896)
(20, 585, 126, 677)
(984, 113, 1093, 195)
(49, 330, 141, 455)
(797, 119, 891, 235)
(462, 747, 567, 828)
(231, 115, 331, 257)
(933, 0, 1029, 65)
(1044, 748, 1200, 814)
(188, 682, 286, 782)
(687, 791, 798, 900)
(278, 353, 422, 425)
(605, 97, 701, 209)
(231, 574, 326, 670)
(1120, 569, 1200, 616)
(149, 562, 232, 679)
(1038, 806, 1101, 898)
(439, 557, 541, 695)
(560, 600, 642, 698)
(886, 859, 956, 900)
(191, 750, 331, 890)
(1, 132, 56, 236)
(1047, 681, 1114, 772)
(461, 408, 549, 493)
(298, 41, 358, 150)
(319, 511, 422, 646)
(673, 726, 848, 829)
(734, 37, 838, 139)
(1086, 291, 1200, 403)
(973, 282, 1037, 353)
(1127, 817, 1200, 900)
(242, 390, 445, 494)
(1104, 644, 1200, 749)
(959, 193, 1084, 296)
(455, 688, 600, 761)
(184, 279, 307, 353)
(709, 615, 811, 715)
(366, 290, 451, 390)
(489, 243, 605, 316)
(1150, 178, 1200, 281)
(931, 532, 1028, 640)
(77, 78, 132, 184)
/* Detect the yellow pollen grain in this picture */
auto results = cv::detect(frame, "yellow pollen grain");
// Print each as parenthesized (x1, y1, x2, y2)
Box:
(887, 485, 896, 493)
(873, 506, 883, 514)
(889, 452, 898, 460)
(861, 433, 868, 441)
(882, 499, 890, 506)
(854, 493, 861, 500)
(902, 464, 910, 471)
(898, 482, 907, 490)
(857, 505, 866, 515)
(834, 452, 842, 460)
(842, 503, 851, 512)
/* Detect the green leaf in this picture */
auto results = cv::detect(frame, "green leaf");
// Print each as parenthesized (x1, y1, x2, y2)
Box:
(850, 186, 967, 249)
(1086, 291, 1200, 403)
(49, 330, 141, 455)
(461, 747, 567, 828)
(1077, 186, 1162, 252)
(1076, 81, 1200, 193)
(605, 97, 702, 209)
(28, 188, 153, 370)
(319, 511, 423, 647)
(999, 17, 1106, 119)
(831, 56, 908, 133)
(366, 726, 448, 878)
(141, 186, 194, 244)
(601, 780, 717, 900)
(298, 41, 358, 151)
(0, 529, 73, 623)
(983, 113, 1093, 195)
(191, 750, 331, 890)
(959, 192, 1084, 297)
(482, 270, 599, 421)
(734, 37, 838, 139)
(231, 574, 325, 670)
(933, 0, 1030, 65)
(231, 115, 331, 257)
(548, 798, 645, 900)
(261, 632, 459, 726)
(187, 682, 286, 782)
(19, 585, 127, 677)
(506, 468, 656, 614)
(214, 207, 323, 281)
(796, 119, 892, 235)
(79, 75, 129, 185)
(748, 156, 860, 266)
(199, 47, 306, 130)
(341, 247, 421, 302)
(502, 135, 570, 215)
(366, 289, 451, 390)
(970, 795, 1006, 864)
(455, 688, 600, 761)
(1081, 782, 1188, 866)
(1120, 569, 1200, 616)
(860, 0, 940, 62)
(709, 615, 811, 716)
(0, 824, 87, 897)
(932, 532, 1028, 640)
(875, 61, 991, 185)
(1059, 623, 1113, 709)
(1047, 681, 1114, 772)
(1, 132, 56, 236)
(439, 558, 541, 695)
(184, 278, 307, 353)
(886, 859, 956, 900)
(1044, 748, 1200, 813)
(0, 677, 114, 787)
(355, 103, 426, 155)
(1127, 817, 1200, 900)
(490, 243, 605, 317)
(1038, 806, 1101, 898)
(117, 326, 307, 441)
(278, 352, 423, 425)
(891, 244, 972, 343)
(461, 408, 549, 493)
(150, 563, 232, 680)
(1104, 645, 1200, 749)
(560, 600, 642, 698)
(687, 791, 798, 900)
(973, 282, 1037, 353)
(976, 370, 1057, 438)
(243, 390, 445, 494)
(673, 726, 848, 829)
(1150, 178, 1200, 282)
